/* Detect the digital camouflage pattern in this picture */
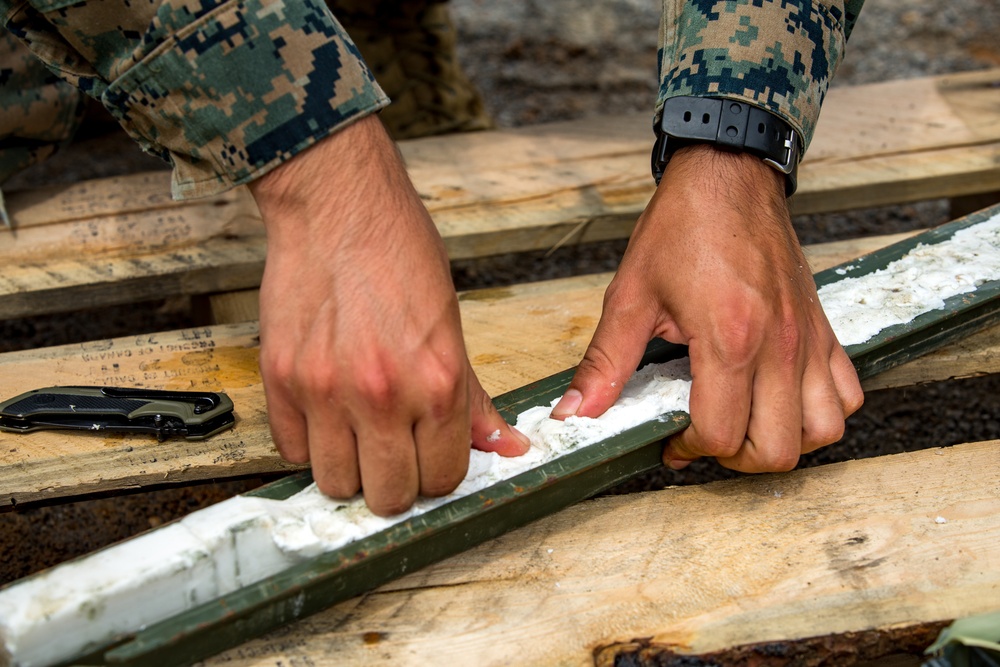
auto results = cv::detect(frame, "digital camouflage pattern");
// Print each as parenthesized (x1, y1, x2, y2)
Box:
(329, 0, 493, 139)
(1, 0, 860, 204)
(1, 0, 387, 199)
(657, 0, 866, 153)
(0, 28, 83, 187)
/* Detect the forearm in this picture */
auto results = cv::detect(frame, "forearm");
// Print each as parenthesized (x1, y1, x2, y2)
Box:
(656, 0, 865, 153)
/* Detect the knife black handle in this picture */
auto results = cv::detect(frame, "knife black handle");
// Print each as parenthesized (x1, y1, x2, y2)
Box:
(0, 387, 235, 440)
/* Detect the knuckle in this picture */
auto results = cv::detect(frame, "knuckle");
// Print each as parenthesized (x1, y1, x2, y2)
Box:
(473, 383, 496, 418)
(315, 474, 360, 500)
(420, 469, 464, 498)
(355, 364, 398, 410)
(844, 385, 865, 416)
(259, 348, 296, 389)
(728, 441, 800, 473)
(805, 416, 846, 449)
(577, 343, 619, 382)
(714, 318, 758, 366)
(291, 357, 341, 397)
(601, 276, 648, 318)
(711, 303, 803, 368)
(368, 490, 417, 518)
(698, 432, 743, 460)
(601, 276, 632, 308)
(422, 362, 466, 414)
(761, 448, 801, 473)
(772, 319, 802, 363)
(275, 441, 310, 464)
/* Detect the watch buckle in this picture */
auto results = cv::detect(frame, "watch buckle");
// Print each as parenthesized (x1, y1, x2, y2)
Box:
(762, 129, 799, 176)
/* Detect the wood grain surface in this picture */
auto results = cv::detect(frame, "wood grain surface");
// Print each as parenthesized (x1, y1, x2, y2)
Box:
(2, 232, 999, 508)
(2, 69, 998, 319)
(198, 440, 1000, 666)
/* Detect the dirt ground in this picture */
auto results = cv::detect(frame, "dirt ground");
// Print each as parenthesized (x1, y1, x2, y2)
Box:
(1, 0, 999, 651)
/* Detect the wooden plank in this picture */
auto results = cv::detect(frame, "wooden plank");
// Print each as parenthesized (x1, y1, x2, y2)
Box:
(206, 288, 261, 325)
(200, 440, 1000, 666)
(862, 323, 1000, 391)
(0, 324, 303, 509)
(2, 233, 999, 508)
(202, 230, 925, 327)
(1, 69, 998, 319)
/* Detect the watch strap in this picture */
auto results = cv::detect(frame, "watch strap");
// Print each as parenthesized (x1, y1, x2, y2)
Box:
(651, 96, 800, 197)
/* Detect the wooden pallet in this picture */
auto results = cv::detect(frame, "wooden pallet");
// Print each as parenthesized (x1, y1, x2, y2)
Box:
(198, 439, 1000, 666)
(1, 68, 998, 320)
(1, 69, 999, 665)
(2, 230, 999, 510)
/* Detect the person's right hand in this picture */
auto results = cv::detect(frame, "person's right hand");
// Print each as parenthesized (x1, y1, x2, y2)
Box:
(551, 144, 863, 473)
(248, 115, 529, 517)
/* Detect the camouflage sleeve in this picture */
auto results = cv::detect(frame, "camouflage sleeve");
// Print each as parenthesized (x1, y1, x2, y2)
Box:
(0, 0, 389, 199)
(0, 28, 84, 190)
(657, 0, 865, 154)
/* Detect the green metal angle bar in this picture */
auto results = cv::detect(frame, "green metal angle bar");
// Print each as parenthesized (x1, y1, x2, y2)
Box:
(821, 205, 1000, 382)
(98, 341, 690, 666)
(104, 431, 679, 666)
(64, 204, 1000, 666)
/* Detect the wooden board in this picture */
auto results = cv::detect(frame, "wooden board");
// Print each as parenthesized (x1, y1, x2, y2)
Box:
(2, 232, 1000, 509)
(1, 69, 998, 320)
(797, 69, 1000, 214)
(199, 440, 1000, 666)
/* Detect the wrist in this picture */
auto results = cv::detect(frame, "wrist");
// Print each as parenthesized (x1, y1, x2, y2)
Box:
(663, 144, 787, 207)
(248, 114, 400, 236)
(652, 97, 799, 196)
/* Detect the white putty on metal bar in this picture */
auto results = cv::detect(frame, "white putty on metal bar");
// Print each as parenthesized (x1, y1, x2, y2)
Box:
(2, 212, 999, 667)
(819, 213, 1000, 346)
(0, 358, 694, 667)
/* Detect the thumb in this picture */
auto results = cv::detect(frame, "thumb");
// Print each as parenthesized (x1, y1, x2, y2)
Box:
(468, 364, 531, 457)
(552, 305, 652, 420)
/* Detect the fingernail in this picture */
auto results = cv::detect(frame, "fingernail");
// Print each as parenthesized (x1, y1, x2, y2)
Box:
(551, 389, 583, 418)
(668, 459, 692, 471)
(511, 426, 531, 449)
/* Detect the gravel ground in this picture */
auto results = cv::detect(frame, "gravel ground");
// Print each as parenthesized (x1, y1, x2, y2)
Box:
(2, 0, 999, 602)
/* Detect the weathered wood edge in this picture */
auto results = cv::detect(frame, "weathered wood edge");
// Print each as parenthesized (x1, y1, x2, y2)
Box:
(68, 211, 1000, 666)
(1, 68, 997, 320)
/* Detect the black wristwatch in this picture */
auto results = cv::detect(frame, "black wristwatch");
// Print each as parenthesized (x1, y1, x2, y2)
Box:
(651, 96, 800, 197)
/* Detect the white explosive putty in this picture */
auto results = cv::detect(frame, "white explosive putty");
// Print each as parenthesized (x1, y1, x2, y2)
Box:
(2, 213, 999, 667)
(819, 214, 1000, 346)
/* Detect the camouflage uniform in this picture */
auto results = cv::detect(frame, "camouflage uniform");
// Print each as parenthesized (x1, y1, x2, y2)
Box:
(0, 0, 865, 211)
(0, 30, 83, 186)
(0, 0, 388, 201)
(327, 0, 493, 140)
(657, 0, 865, 151)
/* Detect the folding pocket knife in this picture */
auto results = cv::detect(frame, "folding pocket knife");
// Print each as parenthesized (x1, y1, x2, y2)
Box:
(0, 387, 235, 440)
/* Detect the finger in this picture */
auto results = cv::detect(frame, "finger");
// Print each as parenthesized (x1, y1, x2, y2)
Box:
(716, 346, 803, 473)
(412, 364, 472, 498)
(355, 417, 420, 517)
(553, 289, 654, 420)
(799, 356, 849, 455)
(468, 367, 531, 457)
(661, 438, 699, 470)
(306, 404, 362, 499)
(665, 339, 754, 465)
(830, 345, 864, 417)
(262, 383, 310, 464)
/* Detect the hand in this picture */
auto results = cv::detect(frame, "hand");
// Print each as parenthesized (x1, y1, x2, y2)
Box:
(552, 144, 863, 472)
(249, 115, 529, 516)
